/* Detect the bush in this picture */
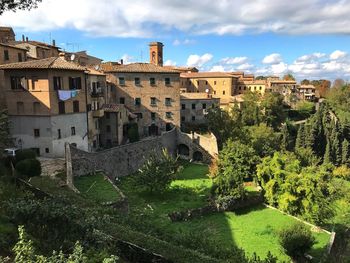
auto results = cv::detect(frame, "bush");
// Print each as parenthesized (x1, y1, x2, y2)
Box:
(278, 223, 315, 260)
(15, 159, 41, 179)
(127, 123, 139, 143)
(15, 149, 37, 163)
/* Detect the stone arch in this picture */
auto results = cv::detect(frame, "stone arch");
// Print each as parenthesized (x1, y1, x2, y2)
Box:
(193, 151, 203, 162)
(177, 144, 190, 156)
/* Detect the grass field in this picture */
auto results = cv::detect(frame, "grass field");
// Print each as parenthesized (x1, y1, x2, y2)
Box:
(74, 173, 121, 203)
(118, 162, 330, 261)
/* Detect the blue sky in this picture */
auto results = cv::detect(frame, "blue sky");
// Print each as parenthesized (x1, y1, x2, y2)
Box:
(2, 0, 350, 81)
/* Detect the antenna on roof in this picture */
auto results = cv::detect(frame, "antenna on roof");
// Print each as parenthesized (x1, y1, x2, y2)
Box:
(70, 54, 75, 61)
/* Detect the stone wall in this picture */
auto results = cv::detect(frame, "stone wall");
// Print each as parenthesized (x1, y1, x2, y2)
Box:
(69, 128, 177, 179)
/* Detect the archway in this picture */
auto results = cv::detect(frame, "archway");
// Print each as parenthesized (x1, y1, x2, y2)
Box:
(193, 151, 203, 162)
(148, 124, 159, 136)
(177, 144, 190, 156)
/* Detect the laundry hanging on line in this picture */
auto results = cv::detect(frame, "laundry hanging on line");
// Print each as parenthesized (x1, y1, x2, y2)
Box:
(58, 90, 80, 101)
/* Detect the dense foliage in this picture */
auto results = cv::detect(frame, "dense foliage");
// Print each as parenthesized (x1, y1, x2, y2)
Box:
(0, 109, 12, 153)
(212, 140, 259, 199)
(278, 223, 315, 260)
(134, 149, 179, 193)
(0, 0, 42, 14)
(15, 159, 41, 179)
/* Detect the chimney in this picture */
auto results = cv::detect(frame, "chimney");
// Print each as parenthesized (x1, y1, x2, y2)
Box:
(52, 39, 56, 46)
(120, 59, 123, 65)
(25, 37, 28, 42)
(22, 35, 25, 41)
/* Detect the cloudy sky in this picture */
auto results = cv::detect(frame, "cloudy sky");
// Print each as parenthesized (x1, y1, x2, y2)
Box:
(2, 0, 350, 80)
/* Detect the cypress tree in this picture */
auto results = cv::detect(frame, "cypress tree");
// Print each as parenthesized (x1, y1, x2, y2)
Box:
(342, 139, 349, 165)
(324, 139, 332, 164)
(295, 125, 305, 150)
(281, 124, 290, 151)
(330, 122, 342, 166)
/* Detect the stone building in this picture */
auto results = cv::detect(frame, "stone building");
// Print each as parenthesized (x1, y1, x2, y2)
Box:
(297, 85, 316, 101)
(180, 92, 219, 125)
(0, 56, 100, 157)
(102, 42, 181, 137)
(11, 39, 60, 60)
(65, 51, 103, 66)
(236, 79, 267, 95)
(0, 27, 15, 43)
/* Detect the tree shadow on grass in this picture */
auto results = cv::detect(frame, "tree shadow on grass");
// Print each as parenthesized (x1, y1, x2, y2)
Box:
(234, 204, 267, 216)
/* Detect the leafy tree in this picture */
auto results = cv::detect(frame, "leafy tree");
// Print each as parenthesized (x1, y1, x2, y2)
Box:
(0, 109, 12, 153)
(333, 165, 350, 180)
(135, 149, 178, 193)
(12, 225, 35, 263)
(248, 124, 280, 157)
(241, 92, 262, 126)
(278, 223, 315, 260)
(295, 101, 315, 118)
(15, 159, 42, 179)
(295, 125, 305, 150)
(301, 79, 310, 85)
(212, 140, 259, 199)
(260, 92, 286, 129)
(283, 73, 295, 81)
(295, 147, 321, 167)
(0, 0, 42, 14)
(280, 124, 290, 151)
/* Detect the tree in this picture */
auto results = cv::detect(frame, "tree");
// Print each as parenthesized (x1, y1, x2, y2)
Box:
(301, 79, 310, 85)
(332, 78, 345, 89)
(342, 139, 349, 165)
(283, 73, 295, 81)
(241, 92, 262, 126)
(212, 140, 259, 199)
(248, 124, 280, 157)
(0, 109, 12, 153)
(135, 149, 178, 193)
(0, 0, 42, 14)
(260, 92, 286, 129)
(295, 125, 305, 150)
(278, 223, 315, 261)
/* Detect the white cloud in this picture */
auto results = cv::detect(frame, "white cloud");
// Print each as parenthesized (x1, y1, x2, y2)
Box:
(121, 54, 134, 64)
(262, 53, 282, 64)
(236, 63, 254, 70)
(164, 59, 177, 66)
(330, 50, 347, 60)
(173, 39, 196, 46)
(209, 65, 225, 72)
(186, 53, 213, 67)
(3, 0, 350, 37)
(220, 56, 248, 65)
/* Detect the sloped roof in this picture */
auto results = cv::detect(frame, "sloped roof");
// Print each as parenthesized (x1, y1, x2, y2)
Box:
(0, 57, 86, 71)
(181, 92, 219, 100)
(181, 72, 239, 78)
(0, 43, 27, 51)
(101, 62, 180, 73)
(0, 27, 14, 34)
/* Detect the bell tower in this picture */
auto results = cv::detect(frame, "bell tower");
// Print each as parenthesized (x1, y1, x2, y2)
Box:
(149, 42, 163, 66)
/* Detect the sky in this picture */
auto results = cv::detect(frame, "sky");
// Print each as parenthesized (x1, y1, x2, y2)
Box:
(2, 0, 350, 81)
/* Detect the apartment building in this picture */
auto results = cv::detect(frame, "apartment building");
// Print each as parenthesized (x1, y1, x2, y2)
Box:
(236, 79, 267, 95)
(180, 93, 219, 125)
(297, 85, 316, 101)
(102, 42, 181, 137)
(0, 56, 93, 157)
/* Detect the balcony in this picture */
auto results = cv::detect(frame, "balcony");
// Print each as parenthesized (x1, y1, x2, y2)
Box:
(92, 109, 104, 118)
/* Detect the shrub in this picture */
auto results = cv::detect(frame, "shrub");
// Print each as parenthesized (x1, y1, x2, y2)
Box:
(15, 149, 37, 163)
(15, 159, 41, 179)
(333, 165, 350, 180)
(278, 223, 315, 260)
(127, 123, 139, 143)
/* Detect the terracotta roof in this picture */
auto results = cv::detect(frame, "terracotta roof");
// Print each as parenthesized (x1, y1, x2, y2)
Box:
(180, 92, 219, 100)
(163, 66, 199, 72)
(0, 43, 27, 51)
(102, 63, 180, 73)
(27, 41, 59, 49)
(238, 80, 267, 85)
(299, 85, 316, 89)
(0, 57, 86, 71)
(86, 68, 106, 76)
(181, 72, 239, 78)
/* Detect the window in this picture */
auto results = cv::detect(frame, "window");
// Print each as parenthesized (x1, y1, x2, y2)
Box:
(58, 129, 61, 139)
(4, 50, 9, 61)
(69, 77, 82, 90)
(197, 80, 199, 85)
(45, 148, 49, 153)
(106, 112, 110, 119)
(71, 127, 76, 136)
(214, 91, 216, 95)
(53, 77, 62, 90)
(17, 102, 24, 114)
(73, 100, 79, 113)
(31, 76, 38, 90)
(33, 102, 40, 114)
(18, 53, 22, 62)
(134, 77, 141, 86)
(135, 98, 141, 106)
(259, 86, 262, 90)
(150, 97, 157, 106)
(150, 77, 156, 85)
(119, 97, 125, 104)
(214, 81, 217, 85)
(202, 103, 207, 109)
(119, 77, 125, 86)
(223, 90, 226, 95)
(34, 129, 40, 137)
(181, 116, 185, 122)
(166, 112, 172, 119)
(206, 81, 208, 85)
(192, 116, 195, 121)
(165, 98, 171, 106)
(192, 103, 196, 110)
(151, 112, 156, 120)
(181, 104, 186, 110)
(106, 125, 111, 132)
(10, 76, 26, 90)
(58, 101, 65, 114)
(165, 78, 171, 85)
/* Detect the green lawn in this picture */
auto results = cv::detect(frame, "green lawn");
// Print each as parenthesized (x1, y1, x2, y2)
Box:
(74, 173, 121, 203)
(118, 162, 331, 262)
